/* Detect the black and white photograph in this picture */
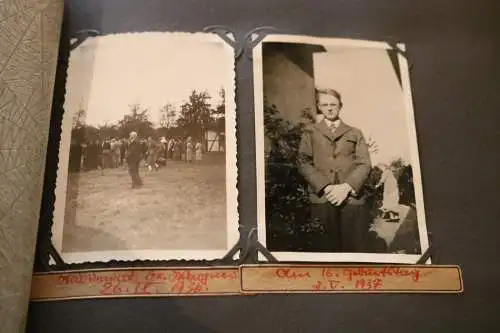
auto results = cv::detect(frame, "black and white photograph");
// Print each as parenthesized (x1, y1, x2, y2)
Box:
(254, 35, 429, 263)
(52, 32, 238, 263)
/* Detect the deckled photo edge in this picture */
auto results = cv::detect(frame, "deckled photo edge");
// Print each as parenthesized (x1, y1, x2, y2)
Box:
(217, 34, 239, 252)
(52, 31, 239, 264)
(253, 41, 268, 250)
(253, 33, 430, 263)
(52, 36, 99, 253)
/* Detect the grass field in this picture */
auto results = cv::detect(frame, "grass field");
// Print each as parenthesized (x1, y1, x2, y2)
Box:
(62, 154, 227, 253)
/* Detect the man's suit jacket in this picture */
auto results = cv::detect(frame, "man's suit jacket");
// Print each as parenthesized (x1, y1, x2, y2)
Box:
(298, 119, 372, 204)
(126, 140, 143, 166)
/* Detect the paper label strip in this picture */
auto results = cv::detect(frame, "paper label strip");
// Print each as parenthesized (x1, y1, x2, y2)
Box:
(30, 265, 463, 301)
(240, 265, 463, 294)
(31, 267, 240, 301)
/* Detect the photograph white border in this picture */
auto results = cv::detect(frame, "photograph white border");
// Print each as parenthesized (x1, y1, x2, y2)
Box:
(51, 32, 239, 264)
(253, 34, 430, 263)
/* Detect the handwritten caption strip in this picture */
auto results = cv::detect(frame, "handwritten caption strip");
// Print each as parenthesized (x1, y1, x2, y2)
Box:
(30, 265, 463, 301)
(30, 267, 240, 301)
(240, 265, 463, 294)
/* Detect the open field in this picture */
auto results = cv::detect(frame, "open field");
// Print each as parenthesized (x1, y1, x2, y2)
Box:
(62, 154, 227, 253)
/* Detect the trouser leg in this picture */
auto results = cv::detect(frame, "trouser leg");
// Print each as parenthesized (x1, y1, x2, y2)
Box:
(340, 204, 370, 253)
(310, 203, 341, 252)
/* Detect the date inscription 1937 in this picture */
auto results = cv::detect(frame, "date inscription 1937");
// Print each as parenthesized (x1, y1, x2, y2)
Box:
(273, 266, 422, 291)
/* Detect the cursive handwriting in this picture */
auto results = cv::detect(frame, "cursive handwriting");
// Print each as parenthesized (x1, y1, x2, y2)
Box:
(343, 267, 421, 282)
(100, 281, 156, 295)
(168, 270, 238, 294)
(312, 280, 341, 290)
(276, 268, 311, 279)
(58, 271, 137, 285)
(354, 278, 383, 290)
(171, 270, 238, 284)
(55, 269, 238, 296)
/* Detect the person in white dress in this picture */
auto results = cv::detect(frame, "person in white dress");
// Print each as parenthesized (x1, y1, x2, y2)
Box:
(194, 141, 203, 163)
(186, 136, 194, 164)
(375, 163, 400, 221)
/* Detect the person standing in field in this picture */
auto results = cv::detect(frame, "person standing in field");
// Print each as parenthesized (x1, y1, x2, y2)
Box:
(186, 136, 194, 164)
(150, 137, 165, 170)
(120, 137, 127, 167)
(167, 137, 175, 159)
(126, 131, 143, 189)
(101, 138, 112, 169)
(180, 138, 187, 162)
(173, 139, 181, 161)
(111, 138, 121, 168)
(158, 137, 168, 166)
(195, 140, 203, 164)
(146, 137, 158, 171)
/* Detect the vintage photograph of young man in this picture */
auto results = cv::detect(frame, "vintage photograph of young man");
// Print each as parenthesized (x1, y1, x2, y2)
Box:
(51, 32, 238, 263)
(254, 35, 429, 263)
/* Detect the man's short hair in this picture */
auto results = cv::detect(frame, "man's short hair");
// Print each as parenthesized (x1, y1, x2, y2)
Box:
(315, 88, 343, 109)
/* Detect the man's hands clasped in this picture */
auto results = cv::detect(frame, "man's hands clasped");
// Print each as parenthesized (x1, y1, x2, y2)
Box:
(323, 183, 353, 206)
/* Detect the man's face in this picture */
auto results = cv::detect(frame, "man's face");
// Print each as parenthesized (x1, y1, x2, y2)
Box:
(317, 93, 341, 121)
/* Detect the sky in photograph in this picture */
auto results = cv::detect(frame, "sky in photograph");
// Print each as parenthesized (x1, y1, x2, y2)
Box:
(64, 33, 231, 127)
(313, 45, 415, 166)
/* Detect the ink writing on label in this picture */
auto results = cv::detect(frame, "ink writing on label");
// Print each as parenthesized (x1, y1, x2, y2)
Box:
(145, 271, 168, 282)
(57, 271, 137, 285)
(55, 269, 238, 296)
(275, 269, 311, 279)
(321, 268, 340, 280)
(99, 281, 156, 296)
(343, 267, 421, 282)
(312, 280, 341, 290)
(269, 267, 423, 291)
(354, 278, 383, 290)
(170, 280, 208, 294)
(170, 270, 238, 283)
(168, 270, 237, 293)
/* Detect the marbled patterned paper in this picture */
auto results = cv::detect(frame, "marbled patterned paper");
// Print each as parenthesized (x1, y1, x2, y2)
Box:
(0, 0, 63, 331)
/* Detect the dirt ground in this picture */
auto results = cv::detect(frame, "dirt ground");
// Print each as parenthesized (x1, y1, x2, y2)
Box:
(62, 154, 227, 252)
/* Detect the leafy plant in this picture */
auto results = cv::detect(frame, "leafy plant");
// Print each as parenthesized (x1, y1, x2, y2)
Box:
(263, 100, 325, 251)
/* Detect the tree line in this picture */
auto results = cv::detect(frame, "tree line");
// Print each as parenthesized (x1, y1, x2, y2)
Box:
(71, 88, 225, 143)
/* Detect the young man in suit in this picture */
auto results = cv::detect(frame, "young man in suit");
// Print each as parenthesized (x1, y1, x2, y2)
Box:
(126, 131, 144, 189)
(298, 88, 372, 252)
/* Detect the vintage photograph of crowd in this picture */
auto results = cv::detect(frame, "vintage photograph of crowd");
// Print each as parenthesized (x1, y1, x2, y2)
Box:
(52, 32, 238, 263)
(254, 35, 429, 263)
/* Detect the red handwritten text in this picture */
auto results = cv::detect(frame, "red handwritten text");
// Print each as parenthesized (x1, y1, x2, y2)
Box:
(354, 278, 383, 290)
(55, 269, 238, 296)
(312, 280, 342, 291)
(99, 281, 156, 295)
(276, 269, 312, 279)
(57, 271, 137, 286)
(343, 267, 421, 282)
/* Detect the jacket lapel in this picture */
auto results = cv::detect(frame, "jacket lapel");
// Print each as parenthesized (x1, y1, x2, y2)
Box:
(315, 120, 336, 141)
(315, 120, 352, 141)
(331, 121, 352, 141)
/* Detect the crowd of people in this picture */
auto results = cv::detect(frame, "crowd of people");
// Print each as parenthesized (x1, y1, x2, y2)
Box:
(68, 135, 204, 173)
